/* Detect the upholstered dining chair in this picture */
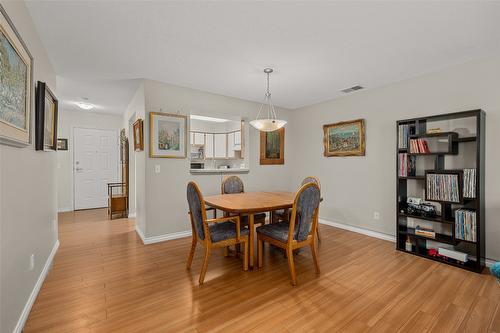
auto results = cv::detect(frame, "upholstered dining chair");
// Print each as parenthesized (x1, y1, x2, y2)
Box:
(257, 182, 321, 286)
(221, 176, 267, 226)
(273, 176, 322, 242)
(186, 181, 249, 284)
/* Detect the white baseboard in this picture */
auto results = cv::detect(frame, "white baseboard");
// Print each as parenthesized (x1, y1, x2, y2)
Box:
(319, 218, 497, 268)
(57, 207, 73, 213)
(319, 218, 396, 242)
(135, 225, 191, 245)
(14, 239, 60, 333)
(128, 212, 136, 218)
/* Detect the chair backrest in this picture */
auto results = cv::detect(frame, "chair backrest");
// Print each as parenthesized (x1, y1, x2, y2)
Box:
(301, 176, 321, 192)
(187, 181, 207, 240)
(289, 182, 321, 242)
(221, 175, 245, 194)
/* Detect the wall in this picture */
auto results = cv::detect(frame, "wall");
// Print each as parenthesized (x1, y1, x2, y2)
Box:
(56, 109, 123, 212)
(0, 2, 58, 332)
(123, 83, 146, 235)
(290, 56, 500, 261)
(142, 79, 293, 238)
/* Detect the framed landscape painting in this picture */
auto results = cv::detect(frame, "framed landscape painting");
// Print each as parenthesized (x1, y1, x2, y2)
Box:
(149, 112, 187, 158)
(0, 5, 33, 146)
(260, 127, 284, 165)
(323, 119, 365, 157)
(133, 118, 144, 151)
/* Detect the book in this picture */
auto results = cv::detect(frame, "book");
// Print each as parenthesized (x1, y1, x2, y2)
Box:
(426, 173, 460, 202)
(415, 226, 436, 239)
(398, 124, 410, 149)
(463, 168, 476, 198)
(455, 209, 476, 242)
(398, 153, 416, 177)
(409, 138, 431, 153)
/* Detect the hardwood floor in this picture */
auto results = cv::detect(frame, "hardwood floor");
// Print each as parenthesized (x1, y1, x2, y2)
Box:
(24, 209, 500, 332)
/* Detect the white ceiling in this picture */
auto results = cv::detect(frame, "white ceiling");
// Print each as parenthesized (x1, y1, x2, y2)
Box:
(26, 1, 500, 112)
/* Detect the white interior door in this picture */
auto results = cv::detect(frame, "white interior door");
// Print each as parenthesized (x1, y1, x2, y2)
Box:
(74, 128, 119, 210)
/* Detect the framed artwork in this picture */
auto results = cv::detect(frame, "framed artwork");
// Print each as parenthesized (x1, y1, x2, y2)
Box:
(0, 4, 34, 147)
(260, 127, 284, 165)
(57, 138, 68, 150)
(133, 118, 144, 151)
(323, 119, 365, 157)
(35, 81, 58, 151)
(149, 112, 187, 158)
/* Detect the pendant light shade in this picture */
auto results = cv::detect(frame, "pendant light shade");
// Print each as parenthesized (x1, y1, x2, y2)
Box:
(250, 68, 287, 132)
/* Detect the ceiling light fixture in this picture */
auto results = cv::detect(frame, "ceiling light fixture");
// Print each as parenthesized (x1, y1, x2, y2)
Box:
(75, 101, 94, 110)
(249, 68, 286, 132)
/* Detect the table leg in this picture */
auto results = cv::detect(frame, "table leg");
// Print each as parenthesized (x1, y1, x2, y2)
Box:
(249, 213, 254, 269)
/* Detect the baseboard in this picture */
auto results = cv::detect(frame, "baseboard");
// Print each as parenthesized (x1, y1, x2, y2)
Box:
(319, 218, 396, 242)
(14, 239, 60, 333)
(128, 212, 136, 218)
(135, 225, 146, 243)
(319, 218, 497, 268)
(135, 225, 191, 245)
(57, 207, 73, 213)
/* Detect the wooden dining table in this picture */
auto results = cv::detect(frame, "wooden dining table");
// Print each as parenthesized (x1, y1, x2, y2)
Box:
(204, 191, 295, 268)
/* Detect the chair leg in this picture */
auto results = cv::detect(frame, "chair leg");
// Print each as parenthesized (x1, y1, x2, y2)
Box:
(243, 241, 249, 271)
(186, 237, 197, 270)
(316, 226, 321, 244)
(224, 247, 229, 257)
(199, 246, 211, 285)
(286, 247, 297, 286)
(258, 238, 263, 268)
(310, 242, 320, 274)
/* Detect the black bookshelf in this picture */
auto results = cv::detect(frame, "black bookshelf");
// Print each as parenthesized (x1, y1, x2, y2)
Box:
(396, 110, 485, 273)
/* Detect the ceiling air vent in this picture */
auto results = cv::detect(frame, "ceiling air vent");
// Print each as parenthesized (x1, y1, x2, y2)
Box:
(341, 85, 364, 93)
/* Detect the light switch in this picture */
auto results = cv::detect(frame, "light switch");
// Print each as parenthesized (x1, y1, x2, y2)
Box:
(155, 165, 161, 174)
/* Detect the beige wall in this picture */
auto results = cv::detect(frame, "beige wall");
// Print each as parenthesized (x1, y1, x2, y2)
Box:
(56, 109, 123, 212)
(290, 56, 500, 261)
(141, 79, 294, 237)
(0, 2, 57, 332)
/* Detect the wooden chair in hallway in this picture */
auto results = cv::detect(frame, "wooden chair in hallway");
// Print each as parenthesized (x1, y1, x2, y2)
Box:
(273, 176, 322, 242)
(257, 182, 321, 286)
(186, 181, 249, 284)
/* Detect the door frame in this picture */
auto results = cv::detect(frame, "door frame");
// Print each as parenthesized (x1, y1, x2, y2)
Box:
(72, 126, 120, 211)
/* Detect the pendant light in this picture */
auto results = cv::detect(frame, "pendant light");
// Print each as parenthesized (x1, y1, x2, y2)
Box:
(249, 68, 287, 132)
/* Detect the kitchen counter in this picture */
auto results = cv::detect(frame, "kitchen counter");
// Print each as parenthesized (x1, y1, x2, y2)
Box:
(189, 168, 249, 175)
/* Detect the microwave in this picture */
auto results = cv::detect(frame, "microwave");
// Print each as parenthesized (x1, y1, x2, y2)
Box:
(190, 162, 204, 169)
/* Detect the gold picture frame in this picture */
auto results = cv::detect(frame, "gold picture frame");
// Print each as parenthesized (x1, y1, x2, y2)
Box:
(260, 127, 284, 165)
(0, 4, 33, 147)
(323, 119, 365, 157)
(149, 112, 187, 158)
(133, 118, 144, 151)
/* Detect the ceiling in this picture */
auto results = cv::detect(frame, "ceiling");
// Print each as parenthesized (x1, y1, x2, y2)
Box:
(26, 1, 500, 112)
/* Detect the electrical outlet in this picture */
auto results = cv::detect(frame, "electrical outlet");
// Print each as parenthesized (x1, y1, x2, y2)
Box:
(154, 165, 161, 174)
(29, 254, 35, 271)
(373, 212, 380, 220)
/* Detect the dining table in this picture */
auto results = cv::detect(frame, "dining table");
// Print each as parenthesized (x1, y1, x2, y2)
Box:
(204, 191, 295, 269)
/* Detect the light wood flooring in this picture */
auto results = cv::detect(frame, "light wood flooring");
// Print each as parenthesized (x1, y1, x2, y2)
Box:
(24, 209, 500, 332)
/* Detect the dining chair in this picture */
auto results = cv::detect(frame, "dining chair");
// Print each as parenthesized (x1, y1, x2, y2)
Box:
(273, 176, 322, 242)
(257, 182, 321, 286)
(186, 181, 249, 284)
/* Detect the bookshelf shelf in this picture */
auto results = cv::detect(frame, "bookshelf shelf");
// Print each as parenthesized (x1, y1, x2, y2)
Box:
(396, 109, 485, 273)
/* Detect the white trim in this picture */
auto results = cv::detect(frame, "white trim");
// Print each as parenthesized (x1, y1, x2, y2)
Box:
(14, 240, 60, 333)
(57, 207, 73, 213)
(135, 225, 192, 245)
(128, 212, 136, 218)
(319, 218, 498, 267)
(319, 218, 396, 242)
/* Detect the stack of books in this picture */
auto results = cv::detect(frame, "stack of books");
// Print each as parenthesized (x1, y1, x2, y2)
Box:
(398, 124, 410, 149)
(463, 168, 477, 198)
(415, 226, 435, 239)
(455, 209, 477, 242)
(398, 153, 416, 177)
(426, 173, 460, 202)
(409, 139, 430, 153)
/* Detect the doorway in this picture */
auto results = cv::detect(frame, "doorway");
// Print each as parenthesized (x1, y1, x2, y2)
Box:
(74, 127, 119, 210)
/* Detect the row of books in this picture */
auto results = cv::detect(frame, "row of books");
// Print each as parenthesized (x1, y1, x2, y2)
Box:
(398, 153, 416, 177)
(409, 139, 430, 154)
(398, 124, 411, 149)
(415, 226, 435, 239)
(426, 173, 460, 202)
(463, 168, 477, 198)
(455, 209, 476, 242)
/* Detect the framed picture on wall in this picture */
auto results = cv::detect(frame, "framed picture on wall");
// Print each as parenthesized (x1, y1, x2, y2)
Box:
(260, 127, 284, 165)
(133, 118, 144, 151)
(35, 81, 58, 151)
(323, 119, 365, 157)
(149, 112, 187, 158)
(57, 138, 68, 150)
(0, 4, 34, 147)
